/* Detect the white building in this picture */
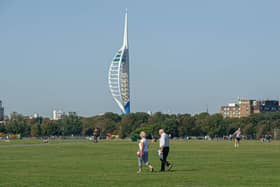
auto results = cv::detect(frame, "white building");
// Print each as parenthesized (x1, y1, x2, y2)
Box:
(52, 110, 64, 120)
(29, 113, 39, 119)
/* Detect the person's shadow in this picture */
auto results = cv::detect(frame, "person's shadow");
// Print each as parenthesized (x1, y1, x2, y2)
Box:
(167, 168, 199, 172)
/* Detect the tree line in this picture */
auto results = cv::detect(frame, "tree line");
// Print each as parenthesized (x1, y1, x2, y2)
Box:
(0, 111, 280, 139)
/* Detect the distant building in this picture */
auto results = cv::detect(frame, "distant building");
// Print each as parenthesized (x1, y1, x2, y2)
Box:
(52, 110, 64, 120)
(254, 100, 279, 113)
(238, 99, 254, 118)
(0, 101, 4, 122)
(68, 112, 77, 116)
(147, 110, 152, 116)
(220, 103, 240, 118)
(29, 113, 39, 119)
(220, 99, 280, 118)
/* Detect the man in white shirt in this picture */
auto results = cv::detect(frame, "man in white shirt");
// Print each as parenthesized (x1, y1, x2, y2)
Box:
(159, 129, 172, 172)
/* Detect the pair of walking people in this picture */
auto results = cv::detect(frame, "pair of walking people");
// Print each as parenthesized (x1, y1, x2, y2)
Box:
(137, 129, 172, 173)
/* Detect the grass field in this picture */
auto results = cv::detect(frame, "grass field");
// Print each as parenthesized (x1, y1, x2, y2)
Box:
(0, 139, 280, 187)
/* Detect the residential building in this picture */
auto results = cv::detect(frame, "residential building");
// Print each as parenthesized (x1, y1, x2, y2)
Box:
(220, 98, 280, 118)
(238, 99, 254, 118)
(29, 113, 39, 119)
(52, 110, 64, 120)
(220, 103, 240, 118)
(254, 100, 279, 113)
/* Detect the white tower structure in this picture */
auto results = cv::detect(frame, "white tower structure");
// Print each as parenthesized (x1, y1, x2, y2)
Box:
(108, 10, 130, 114)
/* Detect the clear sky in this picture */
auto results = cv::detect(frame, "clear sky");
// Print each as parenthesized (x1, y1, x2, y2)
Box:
(0, 0, 280, 117)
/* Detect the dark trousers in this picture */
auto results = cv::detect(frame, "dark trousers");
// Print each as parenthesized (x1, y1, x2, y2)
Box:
(160, 147, 171, 171)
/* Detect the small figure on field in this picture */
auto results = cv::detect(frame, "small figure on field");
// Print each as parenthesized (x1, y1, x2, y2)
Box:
(93, 128, 100, 143)
(233, 128, 241, 148)
(43, 137, 49, 144)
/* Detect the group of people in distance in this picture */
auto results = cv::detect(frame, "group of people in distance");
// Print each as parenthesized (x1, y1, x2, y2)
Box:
(136, 129, 172, 173)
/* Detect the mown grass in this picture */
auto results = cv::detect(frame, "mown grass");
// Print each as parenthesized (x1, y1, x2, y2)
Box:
(0, 139, 279, 187)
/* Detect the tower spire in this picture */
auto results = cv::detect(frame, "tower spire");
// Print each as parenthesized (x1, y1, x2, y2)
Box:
(123, 9, 128, 48)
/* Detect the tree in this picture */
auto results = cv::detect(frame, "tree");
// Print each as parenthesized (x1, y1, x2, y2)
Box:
(31, 124, 41, 137)
(41, 120, 60, 136)
(0, 123, 6, 133)
(5, 112, 27, 135)
(121, 113, 150, 137)
(61, 114, 82, 136)
(3, 110, 280, 139)
(177, 114, 194, 137)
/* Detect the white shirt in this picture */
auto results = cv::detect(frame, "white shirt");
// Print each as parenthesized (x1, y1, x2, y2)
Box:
(139, 138, 148, 152)
(159, 133, 170, 148)
(236, 131, 241, 138)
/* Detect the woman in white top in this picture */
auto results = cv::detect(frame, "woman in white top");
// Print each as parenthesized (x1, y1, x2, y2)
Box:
(233, 128, 241, 148)
(137, 131, 154, 173)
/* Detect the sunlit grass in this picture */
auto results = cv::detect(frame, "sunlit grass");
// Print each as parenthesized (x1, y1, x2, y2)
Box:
(0, 139, 279, 187)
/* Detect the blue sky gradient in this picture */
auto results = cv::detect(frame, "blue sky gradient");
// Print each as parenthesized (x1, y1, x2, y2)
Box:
(0, 0, 279, 117)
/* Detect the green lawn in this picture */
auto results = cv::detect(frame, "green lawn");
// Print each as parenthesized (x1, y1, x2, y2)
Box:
(0, 139, 279, 187)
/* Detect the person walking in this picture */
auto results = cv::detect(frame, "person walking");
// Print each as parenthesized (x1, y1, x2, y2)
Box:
(158, 129, 172, 172)
(137, 131, 154, 173)
(93, 128, 100, 143)
(233, 128, 241, 148)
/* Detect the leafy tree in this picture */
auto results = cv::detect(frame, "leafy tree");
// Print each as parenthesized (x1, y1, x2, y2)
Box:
(5, 112, 27, 135)
(41, 120, 60, 136)
(177, 114, 194, 137)
(31, 124, 41, 137)
(0, 123, 6, 133)
(61, 114, 82, 135)
(3, 111, 280, 139)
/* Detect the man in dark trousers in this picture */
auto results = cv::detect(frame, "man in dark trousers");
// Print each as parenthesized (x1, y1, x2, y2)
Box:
(158, 129, 172, 172)
(93, 128, 100, 143)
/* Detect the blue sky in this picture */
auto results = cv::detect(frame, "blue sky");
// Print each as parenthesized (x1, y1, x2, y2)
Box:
(0, 0, 279, 117)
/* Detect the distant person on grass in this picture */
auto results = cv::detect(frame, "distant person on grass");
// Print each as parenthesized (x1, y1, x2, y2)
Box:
(136, 131, 154, 173)
(158, 129, 172, 172)
(233, 128, 241, 148)
(93, 128, 100, 143)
